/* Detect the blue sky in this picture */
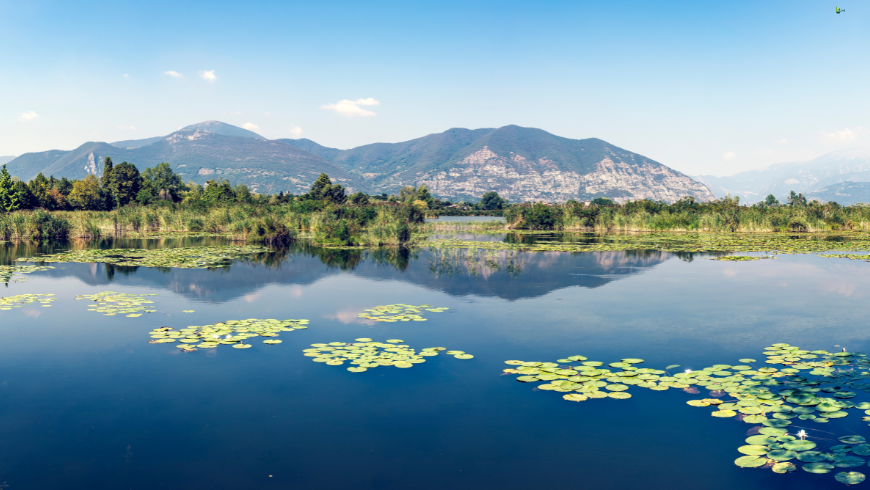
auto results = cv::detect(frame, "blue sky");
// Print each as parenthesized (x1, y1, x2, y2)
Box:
(0, 0, 866, 176)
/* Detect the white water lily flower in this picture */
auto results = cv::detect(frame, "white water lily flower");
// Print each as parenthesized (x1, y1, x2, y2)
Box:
(797, 429, 807, 440)
(685, 369, 692, 374)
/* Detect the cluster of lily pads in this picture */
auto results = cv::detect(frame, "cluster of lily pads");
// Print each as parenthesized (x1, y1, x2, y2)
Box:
(304, 339, 473, 372)
(18, 245, 270, 269)
(0, 265, 55, 283)
(505, 343, 870, 483)
(357, 304, 449, 322)
(0, 293, 55, 310)
(427, 232, 870, 257)
(818, 253, 870, 262)
(712, 256, 771, 261)
(77, 291, 158, 317)
(148, 318, 309, 352)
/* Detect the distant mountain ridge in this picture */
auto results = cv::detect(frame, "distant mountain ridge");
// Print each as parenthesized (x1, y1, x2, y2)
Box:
(6, 122, 714, 202)
(0, 156, 16, 166)
(696, 147, 870, 203)
(282, 125, 715, 203)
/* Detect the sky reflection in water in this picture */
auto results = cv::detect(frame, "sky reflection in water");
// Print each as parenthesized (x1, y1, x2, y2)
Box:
(0, 239, 869, 489)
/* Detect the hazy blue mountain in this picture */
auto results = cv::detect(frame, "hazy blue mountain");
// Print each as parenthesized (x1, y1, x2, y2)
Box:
(110, 136, 165, 149)
(283, 125, 714, 203)
(697, 147, 870, 203)
(806, 181, 870, 206)
(0, 156, 16, 166)
(7, 122, 714, 202)
(6, 125, 355, 194)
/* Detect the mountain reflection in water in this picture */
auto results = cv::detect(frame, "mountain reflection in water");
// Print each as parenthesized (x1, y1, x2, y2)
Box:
(1, 238, 675, 303)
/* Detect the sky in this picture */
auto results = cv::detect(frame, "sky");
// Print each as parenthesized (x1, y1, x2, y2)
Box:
(0, 0, 867, 177)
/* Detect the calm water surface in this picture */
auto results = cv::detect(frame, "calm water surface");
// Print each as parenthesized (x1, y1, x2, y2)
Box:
(1, 237, 868, 489)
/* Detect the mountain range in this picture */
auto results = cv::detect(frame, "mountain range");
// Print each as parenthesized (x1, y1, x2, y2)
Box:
(695, 147, 870, 205)
(4, 121, 715, 203)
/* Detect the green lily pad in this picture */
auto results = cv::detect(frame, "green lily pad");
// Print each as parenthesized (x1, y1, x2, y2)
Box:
(802, 462, 835, 474)
(738, 445, 770, 456)
(767, 449, 798, 461)
(841, 435, 867, 444)
(772, 462, 796, 474)
(797, 451, 828, 463)
(835, 472, 866, 484)
(735, 456, 768, 468)
(783, 440, 816, 451)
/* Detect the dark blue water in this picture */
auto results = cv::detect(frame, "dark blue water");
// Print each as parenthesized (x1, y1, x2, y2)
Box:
(1, 239, 869, 489)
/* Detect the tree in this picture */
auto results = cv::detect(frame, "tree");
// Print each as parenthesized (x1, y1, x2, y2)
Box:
(592, 197, 615, 206)
(416, 185, 435, 207)
(141, 162, 185, 201)
(307, 173, 346, 204)
(398, 185, 417, 203)
(350, 192, 370, 205)
(764, 194, 780, 206)
(479, 191, 507, 210)
(69, 175, 102, 210)
(787, 191, 807, 207)
(56, 177, 73, 196)
(203, 179, 236, 204)
(100, 157, 115, 209)
(28, 173, 52, 209)
(0, 165, 20, 212)
(107, 162, 142, 207)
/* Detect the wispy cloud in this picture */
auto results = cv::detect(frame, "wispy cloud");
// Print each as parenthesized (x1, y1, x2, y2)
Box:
(18, 111, 39, 122)
(242, 122, 260, 132)
(821, 127, 857, 142)
(288, 126, 302, 137)
(776, 138, 788, 144)
(722, 151, 736, 161)
(123, 73, 129, 78)
(164, 70, 182, 78)
(320, 98, 380, 117)
(117, 125, 137, 131)
(199, 70, 217, 82)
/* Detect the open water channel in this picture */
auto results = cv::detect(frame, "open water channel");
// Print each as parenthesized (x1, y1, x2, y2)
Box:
(1, 233, 869, 489)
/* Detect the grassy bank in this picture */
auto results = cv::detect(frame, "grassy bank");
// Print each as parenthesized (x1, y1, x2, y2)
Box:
(0, 202, 425, 246)
(496, 199, 870, 233)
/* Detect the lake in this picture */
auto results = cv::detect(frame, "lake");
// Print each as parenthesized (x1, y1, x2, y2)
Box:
(1, 236, 868, 489)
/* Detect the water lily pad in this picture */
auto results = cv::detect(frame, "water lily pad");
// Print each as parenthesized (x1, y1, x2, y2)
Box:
(772, 462, 797, 474)
(712, 410, 737, 418)
(841, 435, 867, 444)
(739, 445, 770, 456)
(735, 456, 768, 468)
(797, 451, 828, 463)
(803, 462, 835, 474)
(783, 440, 816, 451)
(835, 472, 866, 484)
(563, 393, 587, 402)
(767, 449, 798, 461)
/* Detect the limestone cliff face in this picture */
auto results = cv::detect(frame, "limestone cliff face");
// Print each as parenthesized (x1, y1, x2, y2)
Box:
(416, 146, 715, 203)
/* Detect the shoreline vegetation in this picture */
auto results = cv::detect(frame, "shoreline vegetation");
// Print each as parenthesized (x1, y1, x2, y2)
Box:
(4, 159, 870, 257)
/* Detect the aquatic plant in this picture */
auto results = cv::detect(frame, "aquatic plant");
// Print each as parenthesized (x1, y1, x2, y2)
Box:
(0, 293, 55, 310)
(76, 291, 158, 317)
(147, 319, 309, 352)
(427, 231, 870, 258)
(357, 304, 449, 322)
(304, 340, 473, 372)
(19, 245, 271, 269)
(0, 265, 55, 283)
(503, 343, 870, 483)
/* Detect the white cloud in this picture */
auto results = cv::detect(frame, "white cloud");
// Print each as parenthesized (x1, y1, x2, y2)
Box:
(117, 125, 137, 131)
(821, 128, 856, 142)
(320, 98, 380, 117)
(776, 138, 788, 144)
(199, 70, 217, 82)
(264, 112, 271, 116)
(18, 111, 39, 122)
(242, 122, 260, 131)
(288, 126, 303, 137)
(164, 70, 182, 78)
(722, 151, 736, 160)
(123, 73, 129, 78)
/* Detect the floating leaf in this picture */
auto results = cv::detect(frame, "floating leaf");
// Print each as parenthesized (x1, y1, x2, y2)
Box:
(835, 472, 866, 484)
